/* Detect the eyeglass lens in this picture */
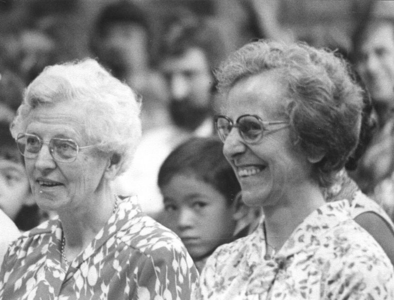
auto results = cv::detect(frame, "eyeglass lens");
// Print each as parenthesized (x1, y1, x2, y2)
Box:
(17, 134, 79, 162)
(216, 116, 263, 143)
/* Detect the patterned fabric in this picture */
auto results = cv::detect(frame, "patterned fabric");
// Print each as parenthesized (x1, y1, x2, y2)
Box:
(0, 196, 198, 300)
(374, 172, 394, 221)
(0, 209, 20, 267)
(325, 169, 394, 226)
(193, 200, 394, 299)
(323, 169, 359, 203)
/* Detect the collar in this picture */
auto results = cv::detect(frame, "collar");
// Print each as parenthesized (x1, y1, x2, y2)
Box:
(254, 200, 352, 263)
(275, 200, 352, 259)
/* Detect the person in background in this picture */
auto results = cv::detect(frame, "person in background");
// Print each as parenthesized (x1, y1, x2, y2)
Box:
(0, 68, 25, 123)
(194, 40, 394, 299)
(351, 1, 394, 193)
(0, 58, 198, 299)
(90, 0, 169, 132)
(114, 9, 227, 217)
(365, 117, 394, 221)
(353, 16, 394, 127)
(0, 121, 44, 231)
(158, 137, 251, 272)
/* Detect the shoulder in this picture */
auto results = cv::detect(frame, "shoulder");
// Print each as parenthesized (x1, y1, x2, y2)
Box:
(315, 219, 394, 291)
(351, 191, 393, 223)
(7, 219, 55, 251)
(0, 211, 20, 266)
(119, 210, 192, 260)
(0, 210, 20, 244)
(1, 218, 57, 271)
(116, 210, 198, 288)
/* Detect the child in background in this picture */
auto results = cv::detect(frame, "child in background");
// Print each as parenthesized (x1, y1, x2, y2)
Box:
(0, 121, 44, 231)
(158, 137, 249, 272)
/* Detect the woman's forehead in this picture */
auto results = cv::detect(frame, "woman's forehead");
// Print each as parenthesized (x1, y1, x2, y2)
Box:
(24, 104, 86, 139)
(223, 73, 288, 118)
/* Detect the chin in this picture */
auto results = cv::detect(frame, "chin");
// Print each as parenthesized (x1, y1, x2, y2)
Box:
(241, 190, 263, 207)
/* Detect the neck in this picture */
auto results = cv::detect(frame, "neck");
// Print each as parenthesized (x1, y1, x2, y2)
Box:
(60, 183, 116, 259)
(262, 182, 325, 252)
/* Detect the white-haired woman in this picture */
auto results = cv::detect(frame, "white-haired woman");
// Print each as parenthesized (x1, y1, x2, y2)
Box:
(0, 58, 198, 299)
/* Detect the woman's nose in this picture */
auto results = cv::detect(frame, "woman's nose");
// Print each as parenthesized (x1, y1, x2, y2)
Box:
(223, 127, 246, 160)
(34, 145, 56, 172)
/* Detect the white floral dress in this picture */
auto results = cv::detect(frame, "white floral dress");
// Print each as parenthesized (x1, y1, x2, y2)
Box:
(193, 200, 394, 299)
(0, 196, 198, 299)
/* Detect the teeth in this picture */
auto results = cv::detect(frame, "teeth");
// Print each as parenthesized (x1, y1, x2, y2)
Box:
(38, 180, 60, 186)
(238, 167, 263, 177)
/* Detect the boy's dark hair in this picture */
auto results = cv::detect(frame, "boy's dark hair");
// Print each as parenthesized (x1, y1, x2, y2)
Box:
(0, 121, 21, 163)
(158, 136, 240, 205)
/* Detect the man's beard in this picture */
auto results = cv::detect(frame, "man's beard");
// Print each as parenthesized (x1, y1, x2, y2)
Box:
(169, 99, 211, 132)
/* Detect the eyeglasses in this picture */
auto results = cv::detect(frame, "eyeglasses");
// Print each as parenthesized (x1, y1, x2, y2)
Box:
(214, 114, 288, 143)
(16, 133, 95, 163)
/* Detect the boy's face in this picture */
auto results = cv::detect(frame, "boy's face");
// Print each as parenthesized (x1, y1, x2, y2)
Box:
(161, 173, 237, 260)
(0, 158, 30, 220)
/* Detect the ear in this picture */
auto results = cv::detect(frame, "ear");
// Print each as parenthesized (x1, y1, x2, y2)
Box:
(231, 192, 249, 221)
(306, 151, 325, 164)
(104, 153, 122, 180)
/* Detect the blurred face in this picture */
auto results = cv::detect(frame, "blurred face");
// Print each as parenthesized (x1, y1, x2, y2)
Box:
(19, 29, 56, 82)
(22, 102, 111, 213)
(356, 22, 394, 106)
(100, 22, 148, 78)
(161, 47, 213, 131)
(222, 72, 312, 207)
(0, 158, 30, 220)
(161, 174, 236, 260)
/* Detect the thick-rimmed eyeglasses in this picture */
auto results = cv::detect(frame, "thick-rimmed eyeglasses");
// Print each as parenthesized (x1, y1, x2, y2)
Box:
(16, 133, 95, 163)
(214, 114, 288, 144)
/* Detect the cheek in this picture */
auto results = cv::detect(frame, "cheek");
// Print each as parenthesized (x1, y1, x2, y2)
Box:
(203, 206, 234, 231)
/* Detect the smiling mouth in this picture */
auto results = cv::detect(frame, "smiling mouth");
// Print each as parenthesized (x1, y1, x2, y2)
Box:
(237, 166, 265, 177)
(181, 237, 199, 245)
(37, 180, 63, 187)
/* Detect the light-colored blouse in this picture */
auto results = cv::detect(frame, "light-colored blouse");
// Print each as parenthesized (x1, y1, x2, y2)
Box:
(193, 200, 394, 299)
(0, 196, 198, 299)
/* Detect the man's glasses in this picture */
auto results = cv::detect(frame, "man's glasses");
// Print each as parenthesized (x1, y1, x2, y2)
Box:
(16, 133, 95, 163)
(214, 114, 288, 144)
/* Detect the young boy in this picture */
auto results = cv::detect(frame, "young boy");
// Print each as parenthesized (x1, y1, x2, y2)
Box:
(158, 137, 250, 272)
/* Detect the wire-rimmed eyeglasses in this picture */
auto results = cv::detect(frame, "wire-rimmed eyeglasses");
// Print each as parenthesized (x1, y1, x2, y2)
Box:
(16, 133, 95, 163)
(214, 114, 288, 144)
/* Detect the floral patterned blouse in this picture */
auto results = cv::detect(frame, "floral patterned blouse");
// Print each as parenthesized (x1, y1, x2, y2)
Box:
(193, 200, 394, 299)
(0, 196, 198, 299)
(325, 169, 394, 227)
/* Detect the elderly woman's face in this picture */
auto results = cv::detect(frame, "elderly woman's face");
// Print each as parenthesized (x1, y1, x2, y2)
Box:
(222, 72, 312, 207)
(22, 101, 110, 212)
